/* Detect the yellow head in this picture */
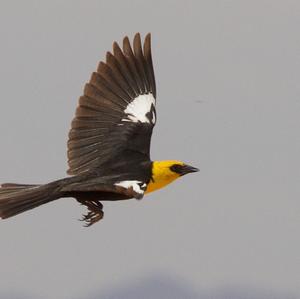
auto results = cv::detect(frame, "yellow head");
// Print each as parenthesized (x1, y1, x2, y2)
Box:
(145, 160, 199, 194)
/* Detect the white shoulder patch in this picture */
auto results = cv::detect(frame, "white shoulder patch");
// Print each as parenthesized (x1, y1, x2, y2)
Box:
(122, 93, 156, 124)
(115, 180, 146, 198)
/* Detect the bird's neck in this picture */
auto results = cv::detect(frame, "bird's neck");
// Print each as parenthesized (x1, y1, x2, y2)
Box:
(145, 160, 181, 194)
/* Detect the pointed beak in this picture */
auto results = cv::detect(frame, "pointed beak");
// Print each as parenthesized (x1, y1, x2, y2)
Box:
(180, 164, 199, 175)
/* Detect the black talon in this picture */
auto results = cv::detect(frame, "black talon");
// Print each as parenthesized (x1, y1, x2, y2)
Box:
(77, 199, 104, 227)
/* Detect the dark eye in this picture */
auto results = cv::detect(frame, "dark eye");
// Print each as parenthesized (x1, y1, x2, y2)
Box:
(170, 164, 182, 173)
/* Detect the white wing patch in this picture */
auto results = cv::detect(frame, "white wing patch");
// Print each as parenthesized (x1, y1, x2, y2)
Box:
(115, 180, 147, 198)
(122, 93, 156, 124)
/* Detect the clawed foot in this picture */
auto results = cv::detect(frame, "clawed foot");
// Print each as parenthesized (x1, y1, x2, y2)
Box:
(79, 201, 104, 227)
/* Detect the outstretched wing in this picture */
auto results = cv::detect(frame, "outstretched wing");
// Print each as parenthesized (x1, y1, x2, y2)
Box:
(67, 33, 156, 175)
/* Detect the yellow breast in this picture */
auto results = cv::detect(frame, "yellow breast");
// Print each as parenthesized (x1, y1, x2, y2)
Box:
(145, 160, 183, 194)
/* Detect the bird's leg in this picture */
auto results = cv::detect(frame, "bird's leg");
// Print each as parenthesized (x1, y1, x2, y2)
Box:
(78, 200, 104, 227)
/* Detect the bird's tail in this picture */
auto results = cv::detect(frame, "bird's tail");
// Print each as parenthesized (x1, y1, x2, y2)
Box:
(0, 181, 63, 219)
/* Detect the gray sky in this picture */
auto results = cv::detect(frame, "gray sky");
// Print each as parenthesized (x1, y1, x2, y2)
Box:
(0, 1, 299, 298)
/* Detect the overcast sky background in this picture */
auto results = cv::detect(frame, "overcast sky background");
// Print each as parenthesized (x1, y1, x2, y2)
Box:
(0, 1, 299, 299)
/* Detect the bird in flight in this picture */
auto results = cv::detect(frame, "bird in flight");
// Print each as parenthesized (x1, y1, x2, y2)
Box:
(0, 33, 198, 226)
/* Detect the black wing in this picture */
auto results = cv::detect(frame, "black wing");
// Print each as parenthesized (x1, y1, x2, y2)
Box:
(62, 176, 147, 200)
(67, 33, 156, 175)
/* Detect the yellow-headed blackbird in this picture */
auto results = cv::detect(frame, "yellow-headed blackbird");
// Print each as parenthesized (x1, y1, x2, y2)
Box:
(0, 33, 198, 226)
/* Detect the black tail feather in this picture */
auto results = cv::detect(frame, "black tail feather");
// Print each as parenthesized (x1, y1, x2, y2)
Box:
(0, 182, 62, 219)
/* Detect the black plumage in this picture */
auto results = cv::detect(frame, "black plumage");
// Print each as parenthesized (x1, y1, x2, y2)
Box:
(0, 33, 156, 226)
(67, 33, 156, 176)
